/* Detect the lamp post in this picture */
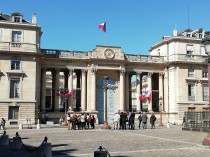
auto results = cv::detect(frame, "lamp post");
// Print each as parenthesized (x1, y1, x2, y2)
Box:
(56, 88, 72, 125)
(159, 96, 163, 127)
(102, 75, 111, 129)
(202, 36, 210, 146)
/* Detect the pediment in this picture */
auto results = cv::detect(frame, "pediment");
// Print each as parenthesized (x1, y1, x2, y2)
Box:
(91, 45, 126, 60)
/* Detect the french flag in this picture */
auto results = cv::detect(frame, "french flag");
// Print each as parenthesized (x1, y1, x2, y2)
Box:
(98, 22, 106, 32)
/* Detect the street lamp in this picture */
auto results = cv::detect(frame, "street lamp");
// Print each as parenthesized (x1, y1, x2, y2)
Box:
(56, 88, 72, 125)
(202, 36, 210, 146)
(159, 96, 163, 127)
(102, 75, 111, 129)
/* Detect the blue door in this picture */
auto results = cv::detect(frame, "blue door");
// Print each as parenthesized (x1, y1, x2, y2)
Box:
(97, 77, 116, 124)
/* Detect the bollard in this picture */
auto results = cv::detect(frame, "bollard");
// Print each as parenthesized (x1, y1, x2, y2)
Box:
(167, 122, 170, 128)
(94, 146, 108, 157)
(19, 124, 23, 129)
(0, 134, 9, 146)
(37, 123, 41, 129)
(94, 151, 107, 157)
(12, 136, 22, 149)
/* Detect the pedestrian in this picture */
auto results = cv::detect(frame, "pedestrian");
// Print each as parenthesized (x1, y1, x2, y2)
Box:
(182, 116, 186, 126)
(67, 114, 71, 130)
(80, 113, 85, 130)
(129, 111, 135, 130)
(91, 115, 96, 129)
(141, 112, 148, 129)
(59, 116, 64, 125)
(121, 111, 127, 130)
(1, 118, 6, 130)
(113, 112, 120, 130)
(138, 112, 142, 129)
(150, 112, 156, 129)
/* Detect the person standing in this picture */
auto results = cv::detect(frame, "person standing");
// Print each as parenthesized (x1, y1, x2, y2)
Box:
(113, 112, 120, 130)
(129, 111, 135, 130)
(1, 118, 6, 130)
(150, 112, 156, 129)
(182, 116, 186, 126)
(67, 114, 71, 130)
(80, 113, 85, 130)
(141, 112, 148, 129)
(122, 111, 127, 130)
(138, 112, 142, 129)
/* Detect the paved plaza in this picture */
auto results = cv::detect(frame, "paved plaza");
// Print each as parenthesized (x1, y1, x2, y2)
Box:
(1, 124, 210, 157)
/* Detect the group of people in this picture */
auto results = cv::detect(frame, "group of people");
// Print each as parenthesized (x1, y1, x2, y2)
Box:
(62, 113, 96, 130)
(0, 118, 6, 130)
(113, 111, 156, 130)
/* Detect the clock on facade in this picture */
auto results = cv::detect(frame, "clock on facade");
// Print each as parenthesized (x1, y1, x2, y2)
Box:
(104, 49, 115, 59)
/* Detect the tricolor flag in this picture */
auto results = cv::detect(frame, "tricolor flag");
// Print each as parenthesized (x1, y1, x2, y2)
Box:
(98, 22, 106, 32)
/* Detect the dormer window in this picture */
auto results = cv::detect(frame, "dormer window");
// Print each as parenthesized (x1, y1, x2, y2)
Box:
(14, 17, 20, 23)
(199, 34, 203, 38)
(11, 12, 23, 23)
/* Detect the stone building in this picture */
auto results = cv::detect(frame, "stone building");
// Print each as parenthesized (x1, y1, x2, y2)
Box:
(0, 12, 208, 126)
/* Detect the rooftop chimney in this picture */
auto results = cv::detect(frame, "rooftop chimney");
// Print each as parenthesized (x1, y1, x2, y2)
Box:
(32, 13, 36, 24)
(173, 28, 177, 36)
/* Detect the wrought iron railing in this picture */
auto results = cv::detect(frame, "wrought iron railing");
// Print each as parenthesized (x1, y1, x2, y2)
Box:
(183, 111, 210, 132)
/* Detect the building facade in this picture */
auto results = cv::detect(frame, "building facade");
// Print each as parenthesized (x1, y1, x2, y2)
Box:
(0, 12, 208, 126)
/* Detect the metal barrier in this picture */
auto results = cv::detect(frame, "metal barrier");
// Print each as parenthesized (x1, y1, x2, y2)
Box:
(183, 111, 210, 131)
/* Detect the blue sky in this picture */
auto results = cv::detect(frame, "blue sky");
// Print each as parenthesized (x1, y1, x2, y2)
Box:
(1, 0, 210, 55)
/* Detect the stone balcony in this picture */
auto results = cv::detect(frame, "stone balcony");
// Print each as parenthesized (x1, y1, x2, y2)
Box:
(0, 41, 38, 52)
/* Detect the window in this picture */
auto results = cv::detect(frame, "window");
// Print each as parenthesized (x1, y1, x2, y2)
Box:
(14, 17, 20, 23)
(201, 46, 206, 55)
(188, 84, 195, 101)
(186, 45, 193, 55)
(10, 78, 20, 98)
(188, 67, 194, 77)
(202, 69, 208, 78)
(9, 106, 19, 119)
(11, 60, 20, 70)
(203, 85, 209, 101)
(199, 34, 203, 38)
(12, 31, 22, 42)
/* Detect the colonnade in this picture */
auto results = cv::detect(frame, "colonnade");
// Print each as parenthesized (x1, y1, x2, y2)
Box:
(40, 67, 165, 114)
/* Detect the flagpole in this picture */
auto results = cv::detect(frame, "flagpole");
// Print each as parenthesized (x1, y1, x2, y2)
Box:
(104, 19, 106, 46)
(104, 32, 106, 46)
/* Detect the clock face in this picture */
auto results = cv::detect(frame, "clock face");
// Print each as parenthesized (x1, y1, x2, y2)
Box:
(104, 49, 115, 59)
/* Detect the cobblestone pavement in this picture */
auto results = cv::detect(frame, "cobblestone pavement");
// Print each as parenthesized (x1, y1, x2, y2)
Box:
(1, 124, 210, 157)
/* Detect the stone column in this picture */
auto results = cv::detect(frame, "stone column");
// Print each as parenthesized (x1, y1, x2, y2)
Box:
(41, 68, 46, 112)
(120, 68, 125, 111)
(125, 72, 130, 111)
(54, 69, 60, 111)
(148, 72, 153, 112)
(164, 68, 169, 114)
(81, 69, 87, 111)
(68, 69, 73, 111)
(159, 72, 164, 108)
(136, 72, 141, 112)
(91, 68, 96, 111)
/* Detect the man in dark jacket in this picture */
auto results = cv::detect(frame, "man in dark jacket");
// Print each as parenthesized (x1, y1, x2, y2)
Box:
(129, 111, 135, 130)
(121, 111, 127, 130)
(150, 112, 156, 129)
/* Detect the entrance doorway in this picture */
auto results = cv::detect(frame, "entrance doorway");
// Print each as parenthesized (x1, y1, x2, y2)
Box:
(97, 77, 116, 124)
